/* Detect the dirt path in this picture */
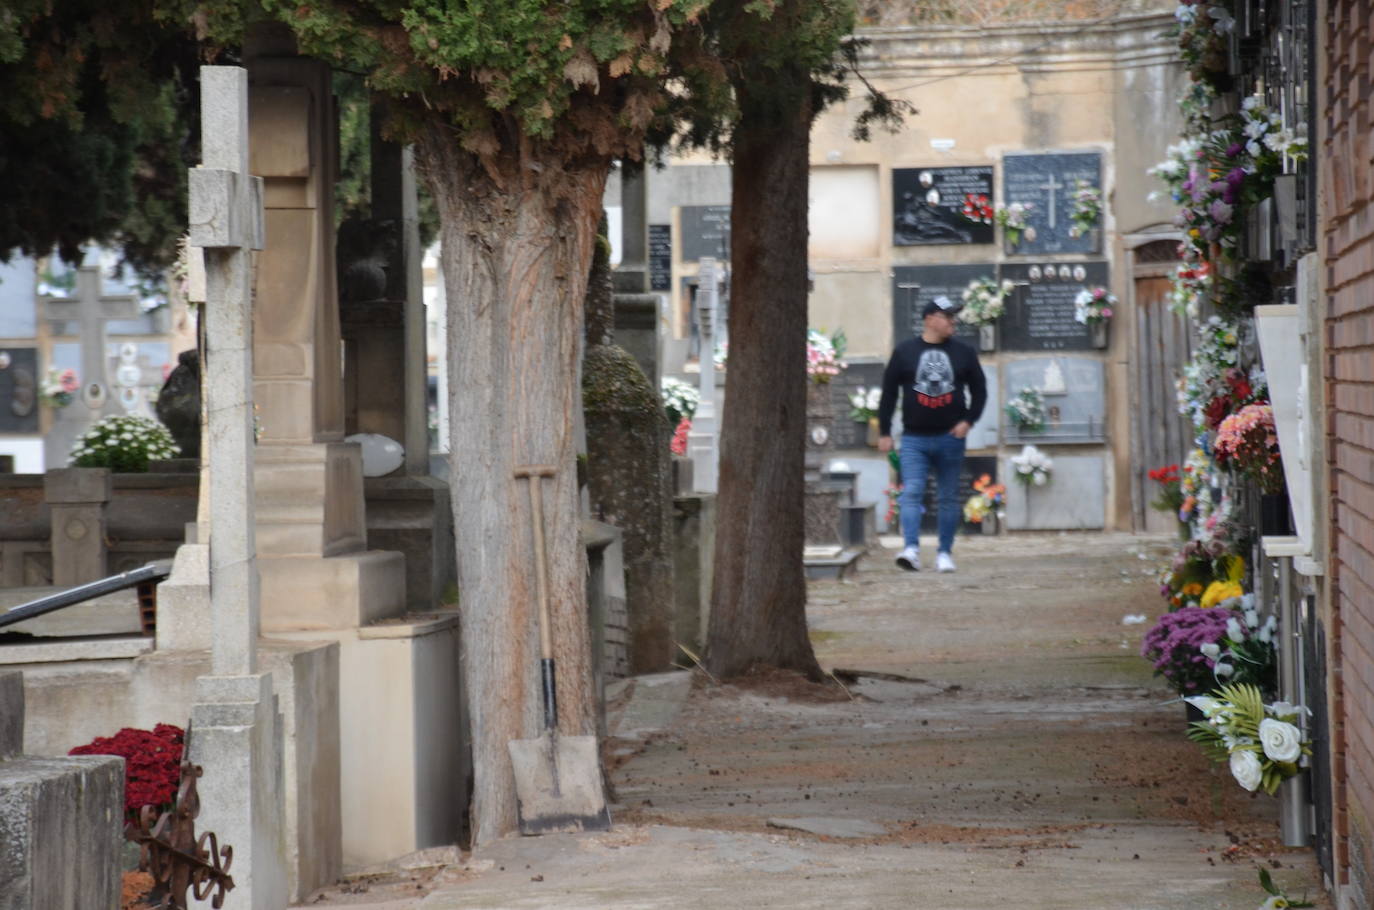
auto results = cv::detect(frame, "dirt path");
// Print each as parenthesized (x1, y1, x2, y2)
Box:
(334, 533, 1329, 909)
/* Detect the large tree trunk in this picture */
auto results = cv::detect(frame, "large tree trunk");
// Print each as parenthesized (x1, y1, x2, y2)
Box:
(416, 127, 609, 845)
(704, 73, 822, 681)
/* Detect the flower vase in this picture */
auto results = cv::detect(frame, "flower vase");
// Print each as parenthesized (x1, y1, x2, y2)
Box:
(1185, 700, 1206, 727)
(978, 323, 997, 352)
(1259, 492, 1292, 536)
(981, 513, 999, 535)
(1090, 320, 1109, 349)
(866, 417, 880, 448)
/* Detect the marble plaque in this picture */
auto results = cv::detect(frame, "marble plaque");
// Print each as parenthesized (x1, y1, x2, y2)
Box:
(892, 265, 991, 346)
(1002, 153, 1102, 255)
(1003, 454, 1105, 530)
(679, 205, 731, 262)
(893, 166, 995, 246)
(966, 363, 999, 451)
(829, 360, 886, 449)
(1002, 356, 1106, 444)
(0, 347, 39, 433)
(0, 254, 37, 338)
(649, 224, 672, 291)
(999, 261, 1109, 351)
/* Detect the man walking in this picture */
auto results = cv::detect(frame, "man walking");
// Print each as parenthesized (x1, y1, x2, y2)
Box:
(878, 296, 987, 573)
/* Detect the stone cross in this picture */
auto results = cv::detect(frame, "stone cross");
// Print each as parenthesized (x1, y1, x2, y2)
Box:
(188, 65, 265, 676)
(688, 258, 721, 493)
(1038, 174, 1064, 229)
(42, 266, 138, 415)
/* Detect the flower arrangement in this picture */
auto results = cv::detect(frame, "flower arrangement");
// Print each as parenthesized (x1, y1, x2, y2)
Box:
(1073, 286, 1116, 325)
(994, 202, 1034, 247)
(69, 723, 184, 820)
(960, 192, 994, 224)
(962, 474, 1006, 524)
(1005, 386, 1046, 433)
(1214, 402, 1283, 493)
(1186, 683, 1310, 794)
(1141, 605, 1235, 694)
(884, 483, 902, 528)
(1167, 255, 1211, 318)
(1148, 463, 1186, 516)
(69, 414, 179, 473)
(660, 376, 700, 425)
(670, 417, 690, 456)
(1176, 317, 1266, 431)
(848, 386, 881, 422)
(1171, 0, 1232, 89)
(1200, 592, 1279, 698)
(1068, 180, 1102, 238)
(1252, 869, 1315, 909)
(960, 276, 1013, 326)
(806, 328, 846, 384)
(1159, 547, 1243, 609)
(1010, 444, 1053, 486)
(39, 368, 79, 408)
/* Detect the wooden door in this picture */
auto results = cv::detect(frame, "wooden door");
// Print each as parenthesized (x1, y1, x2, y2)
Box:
(1132, 272, 1194, 532)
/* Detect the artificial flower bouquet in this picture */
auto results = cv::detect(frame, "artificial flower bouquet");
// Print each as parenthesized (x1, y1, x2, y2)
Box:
(806, 328, 846, 384)
(960, 276, 1013, 326)
(1141, 606, 1234, 694)
(1199, 592, 1279, 699)
(994, 202, 1034, 247)
(40, 367, 79, 408)
(1073, 286, 1116, 325)
(70, 414, 179, 473)
(1005, 386, 1046, 433)
(1068, 180, 1102, 238)
(1010, 444, 1052, 486)
(962, 473, 1006, 524)
(70, 723, 184, 821)
(660, 376, 700, 425)
(960, 193, 994, 225)
(848, 386, 881, 422)
(1214, 402, 1284, 494)
(1186, 683, 1310, 795)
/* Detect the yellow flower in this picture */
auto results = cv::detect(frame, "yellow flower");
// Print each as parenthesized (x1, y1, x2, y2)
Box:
(1200, 580, 1244, 608)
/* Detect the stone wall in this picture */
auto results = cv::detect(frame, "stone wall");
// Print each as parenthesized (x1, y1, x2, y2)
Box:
(1321, 1, 1374, 905)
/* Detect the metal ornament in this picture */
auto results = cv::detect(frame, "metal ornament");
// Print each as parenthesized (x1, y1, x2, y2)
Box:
(125, 754, 236, 909)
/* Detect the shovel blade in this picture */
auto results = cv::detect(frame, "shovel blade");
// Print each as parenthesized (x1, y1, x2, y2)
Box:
(508, 733, 612, 835)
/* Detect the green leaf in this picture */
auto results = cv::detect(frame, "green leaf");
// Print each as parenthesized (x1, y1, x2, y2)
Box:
(1258, 867, 1278, 895)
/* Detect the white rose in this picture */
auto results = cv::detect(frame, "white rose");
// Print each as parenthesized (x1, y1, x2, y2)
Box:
(1199, 643, 1221, 661)
(1226, 618, 1244, 641)
(1259, 896, 1289, 909)
(1258, 718, 1302, 763)
(1230, 749, 1263, 791)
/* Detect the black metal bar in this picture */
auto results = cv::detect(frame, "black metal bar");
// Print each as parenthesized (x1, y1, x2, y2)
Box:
(0, 563, 171, 630)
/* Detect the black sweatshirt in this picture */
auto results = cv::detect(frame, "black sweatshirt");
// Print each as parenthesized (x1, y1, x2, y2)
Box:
(877, 336, 987, 436)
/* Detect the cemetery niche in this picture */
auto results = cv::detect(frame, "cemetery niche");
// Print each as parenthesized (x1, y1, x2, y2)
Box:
(828, 359, 885, 449)
(918, 455, 998, 534)
(648, 224, 672, 292)
(0, 347, 39, 433)
(1000, 261, 1109, 351)
(1002, 356, 1106, 444)
(1002, 152, 1102, 255)
(892, 265, 988, 347)
(678, 205, 731, 263)
(893, 166, 995, 246)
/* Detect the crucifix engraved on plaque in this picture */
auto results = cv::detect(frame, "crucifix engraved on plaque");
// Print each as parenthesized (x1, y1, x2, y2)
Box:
(1038, 174, 1064, 230)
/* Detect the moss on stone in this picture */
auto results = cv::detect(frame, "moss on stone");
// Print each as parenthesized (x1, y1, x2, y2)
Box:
(582, 343, 665, 427)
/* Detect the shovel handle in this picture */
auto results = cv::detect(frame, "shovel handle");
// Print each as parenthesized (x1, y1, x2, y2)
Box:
(515, 465, 558, 726)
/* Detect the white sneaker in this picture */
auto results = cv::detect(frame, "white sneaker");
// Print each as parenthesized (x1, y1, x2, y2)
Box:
(936, 552, 956, 573)
(895, 546, 920, 571)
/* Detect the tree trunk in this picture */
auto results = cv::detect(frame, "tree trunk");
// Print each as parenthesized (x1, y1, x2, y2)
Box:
(416, 128, 609, 845)
(704, 74, 822, 681)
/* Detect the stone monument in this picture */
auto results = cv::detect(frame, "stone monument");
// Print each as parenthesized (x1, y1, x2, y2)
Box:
(687, 257, 722, 494)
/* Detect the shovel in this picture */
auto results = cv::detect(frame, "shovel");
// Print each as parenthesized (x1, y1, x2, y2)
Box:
(507, 464, 612, 835)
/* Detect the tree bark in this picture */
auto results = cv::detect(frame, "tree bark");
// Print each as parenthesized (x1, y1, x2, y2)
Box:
(704, 72, 823, 681)
(415, 127, 609, 845)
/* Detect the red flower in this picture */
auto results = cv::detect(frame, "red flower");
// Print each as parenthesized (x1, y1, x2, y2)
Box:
(70, 724, 184, 818)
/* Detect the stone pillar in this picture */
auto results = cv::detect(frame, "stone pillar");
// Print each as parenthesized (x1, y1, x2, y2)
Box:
(1, 671, 21, 757)
(43, 467, 110, 585)
(614, 164, 649, 294)
(687, 259, 721, 493)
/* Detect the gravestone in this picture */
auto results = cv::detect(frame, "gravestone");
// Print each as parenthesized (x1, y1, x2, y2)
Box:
(0, 252, 37, 338)
(828, 360, 886, 449)
(680, 205, 731, 262)
(41, 266, 139, 420)
(893, 166, 995, 246)
(1002, 356, 1106, 444)
(0, 347, 39, 433)
(967, 362, 999, 450)
(1004, 453, 1105, 529)
(1000, 261, 1109, 351)
(687, 258, 723, 493)
(649, 224, 672, 291)
(892, 265, 990, 346)
(1002, 152, 1102, 255)
(915, 454, 997, 533)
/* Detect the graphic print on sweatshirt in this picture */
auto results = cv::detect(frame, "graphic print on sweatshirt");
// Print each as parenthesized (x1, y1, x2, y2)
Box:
(913, 349, 956, 408)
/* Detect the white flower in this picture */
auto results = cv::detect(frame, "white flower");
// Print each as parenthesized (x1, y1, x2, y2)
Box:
(1258, 718, 1302, 763)
(1185, 695, 1220, 715)
(1242, 94, 1263, 112)
(1214, 661, 1234, 677)
(1259, 896, 1290, 909)
(1230, 749, 1263, 791)
(1226, 617, 1244, 641)
(1199, 643, 1221, 661)
(1246, 139, 1262, 158)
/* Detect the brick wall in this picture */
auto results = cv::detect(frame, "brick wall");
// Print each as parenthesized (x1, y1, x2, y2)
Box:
(1322, 0, 1374, 903)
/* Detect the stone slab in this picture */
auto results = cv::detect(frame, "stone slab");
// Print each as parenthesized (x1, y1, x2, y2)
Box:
(1002, 151, 1102, 255)
(679, 205, 731, 262)
(891, 265, 988, 347)
(648, 224, 671, 291)
(0, 347, 39, 434)
(1002, 356, 1106, 444)
(0, 588, 142, 637)
(0, 671, 21, 758)
(611, 671, 693, 742)
(892, 166, 994, 246)
(0, 754, 124, 910)
(1000, 261, 1109, 352)
(766, 816, 888, 839)
(0, 637, 152, 665)
(1003, 453, 1105, 530)
(802, 547, 864, 581)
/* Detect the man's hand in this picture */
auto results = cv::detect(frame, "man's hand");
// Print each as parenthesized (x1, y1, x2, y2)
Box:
(878, 435, 893, 453)
(950, 421, 971, 439)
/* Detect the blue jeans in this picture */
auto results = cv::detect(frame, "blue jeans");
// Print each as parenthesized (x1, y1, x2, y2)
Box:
(899, 433, 966, 554)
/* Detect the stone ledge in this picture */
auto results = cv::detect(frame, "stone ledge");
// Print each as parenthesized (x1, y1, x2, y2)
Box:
(0, 636, 152, 665)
